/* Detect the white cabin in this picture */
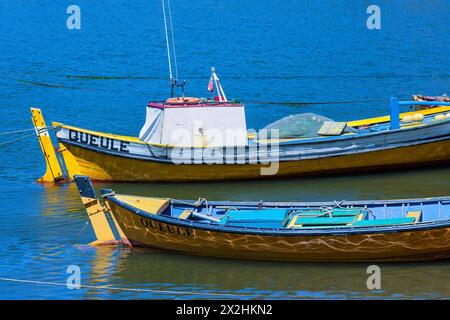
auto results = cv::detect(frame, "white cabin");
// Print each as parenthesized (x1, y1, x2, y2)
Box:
(139, 101, 248, 148)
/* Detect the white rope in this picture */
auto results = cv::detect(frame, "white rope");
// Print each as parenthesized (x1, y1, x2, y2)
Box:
(0, 131, 39, 147)
(0, 277, 257, 297)
(0, 126, 57, 147)
(161, 0, 173, 80)
(167, 0, 178, 80)
(0, 128, 35, 135)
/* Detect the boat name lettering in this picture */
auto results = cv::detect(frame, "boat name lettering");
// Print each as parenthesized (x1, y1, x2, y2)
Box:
(69, 129, 129, 153)
(140, 218, 195, 238)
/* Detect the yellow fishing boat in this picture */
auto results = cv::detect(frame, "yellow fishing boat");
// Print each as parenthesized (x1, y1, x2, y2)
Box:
(30, 1, 450, 183)
(74, 176, 450, 262)
(31, 88, 450, 182)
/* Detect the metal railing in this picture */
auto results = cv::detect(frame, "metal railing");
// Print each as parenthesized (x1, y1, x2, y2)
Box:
(390, 98, 450, 129)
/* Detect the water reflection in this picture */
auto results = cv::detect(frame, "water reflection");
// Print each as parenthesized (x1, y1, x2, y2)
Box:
(83, 246, 450, 299)
(38, 182, 84, 216)
(98, 167, 450, 202)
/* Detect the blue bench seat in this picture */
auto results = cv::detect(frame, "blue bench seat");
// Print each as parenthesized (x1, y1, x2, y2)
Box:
(352, 217, 415, 227)
(219, 209, 290, 228)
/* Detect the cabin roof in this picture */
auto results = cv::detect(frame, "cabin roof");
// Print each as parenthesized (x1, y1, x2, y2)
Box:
(148, 101, 244, 109)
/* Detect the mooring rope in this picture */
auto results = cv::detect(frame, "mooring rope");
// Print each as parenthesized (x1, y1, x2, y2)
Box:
(0, 125, 57, 147)
(0, 128, 36, 135)
(72, 221, 90, 245)
(244, 99, 386, 106)
(0, 277, 259, 298)
(0, 132, 40, 147)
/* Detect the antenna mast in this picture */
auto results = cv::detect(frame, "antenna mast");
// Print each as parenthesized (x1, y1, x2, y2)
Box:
(161, 0, 185, 97)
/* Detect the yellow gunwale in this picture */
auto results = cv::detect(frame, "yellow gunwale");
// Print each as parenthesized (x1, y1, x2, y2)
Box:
(347, 106, 450, 127)
(53, 106, 450, 147)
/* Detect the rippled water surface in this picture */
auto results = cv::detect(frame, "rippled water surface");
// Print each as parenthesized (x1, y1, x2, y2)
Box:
(0, 0, 449, 299)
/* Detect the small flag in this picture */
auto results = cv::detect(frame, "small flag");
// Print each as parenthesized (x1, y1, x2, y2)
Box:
(208, 76, 214, 92)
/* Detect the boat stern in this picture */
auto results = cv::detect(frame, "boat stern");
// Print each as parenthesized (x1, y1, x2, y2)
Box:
(73, 175, 131, 247)
(30, 108, 65, 182)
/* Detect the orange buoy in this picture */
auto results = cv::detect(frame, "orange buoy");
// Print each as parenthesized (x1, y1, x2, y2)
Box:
(166, 97, 201, 104)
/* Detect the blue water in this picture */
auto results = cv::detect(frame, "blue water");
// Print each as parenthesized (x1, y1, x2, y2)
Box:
(0, 0, 449, 299)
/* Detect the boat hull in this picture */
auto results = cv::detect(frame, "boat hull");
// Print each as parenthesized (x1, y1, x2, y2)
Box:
(59, 137, 450, 182)
(106, 197, 450, 262)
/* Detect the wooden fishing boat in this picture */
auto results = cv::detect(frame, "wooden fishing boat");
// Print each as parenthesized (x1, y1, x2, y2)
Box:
(412, 94, 450, 110)
(31, 93, 450, 182)
(413, 94, 450, 103)
(30, 1, 450, 183)
(74, 176, 450, 262)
